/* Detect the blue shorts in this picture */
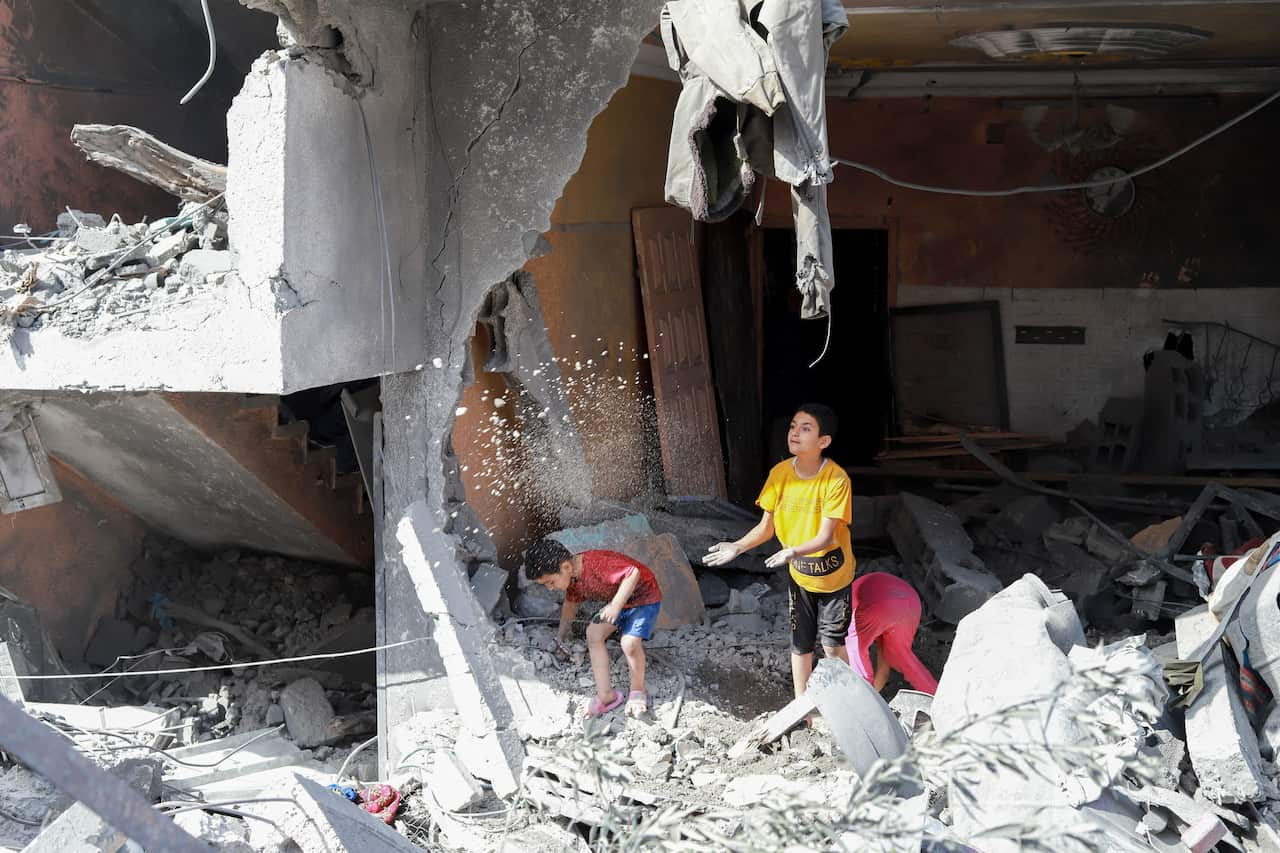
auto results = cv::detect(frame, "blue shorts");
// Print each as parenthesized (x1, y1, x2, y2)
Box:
(614, 602, 661, 640)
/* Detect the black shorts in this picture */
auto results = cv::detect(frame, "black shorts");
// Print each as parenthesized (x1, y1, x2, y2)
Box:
(788, 574, 852, 655)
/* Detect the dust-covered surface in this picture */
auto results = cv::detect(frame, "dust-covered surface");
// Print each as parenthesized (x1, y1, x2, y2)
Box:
(0, 201, 249, 342)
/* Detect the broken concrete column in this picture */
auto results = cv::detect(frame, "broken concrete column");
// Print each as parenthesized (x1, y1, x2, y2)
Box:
(805, 658, 907, 779)
(888, 493, 1002, 623)
(396, 500, 522, 796)
(376, 0, 671, 778)
(478, 272, 593, 522)
(1175, 604, 1265, 804)
(227, 29, 426, 389)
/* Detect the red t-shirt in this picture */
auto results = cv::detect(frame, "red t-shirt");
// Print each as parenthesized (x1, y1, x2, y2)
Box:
(566, 550, 663, 608)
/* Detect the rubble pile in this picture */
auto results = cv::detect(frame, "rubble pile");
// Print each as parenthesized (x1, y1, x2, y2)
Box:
(84, 538, 375, 748)
(0, 200, 234, 338)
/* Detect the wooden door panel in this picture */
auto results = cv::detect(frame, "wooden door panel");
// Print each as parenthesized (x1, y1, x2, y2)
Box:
(633, 207, 727, 499)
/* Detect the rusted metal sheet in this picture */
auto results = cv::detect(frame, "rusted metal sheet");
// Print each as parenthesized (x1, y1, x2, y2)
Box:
(632, 207, 727, 499)
(0, 694, 211, 852)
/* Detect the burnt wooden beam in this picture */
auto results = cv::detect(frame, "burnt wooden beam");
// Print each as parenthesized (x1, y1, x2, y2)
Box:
(71, 124, 226, 202)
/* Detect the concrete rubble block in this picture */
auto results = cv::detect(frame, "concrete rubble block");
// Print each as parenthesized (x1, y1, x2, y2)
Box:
(143, 229, 195, 267)
(930, 575, 1101, 851)
(1181, 813, 1229, 853)
(175, 249, 237, 284)
(887, 689, 933, 738)
(549, 513, 654, 552)
(723, 774, 821, 807)
(271, 773, 418, 853)
(426, 750, 484, 812)
(805, 658, 908, 779)
(172, 810, 255, 852)
(396, 500, 522, 794)
(469, 562, 509, 615)
(1141, 728, 1188, 789)
(988, 495, 1060, 544)
(888, 493, 1002, 624)
(280, 677, 337, 748)
(1175, 604, 1266, 804)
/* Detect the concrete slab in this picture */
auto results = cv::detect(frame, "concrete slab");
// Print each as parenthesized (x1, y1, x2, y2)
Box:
(396, 501, 521, 794)
(889, 493, 1002, 624)
(470, 563, 508, 615)
(1175, 604, 1266, 804)
(279, 678, 336, 749)
(425, 751, 483, 812)
(805, 659, 908, 779)
(276, 773, 418, 853)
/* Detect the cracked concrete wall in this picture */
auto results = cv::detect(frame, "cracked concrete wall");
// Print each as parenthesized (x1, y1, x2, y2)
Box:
(377, 0, 667, 771)
(227, 2, 428, 391)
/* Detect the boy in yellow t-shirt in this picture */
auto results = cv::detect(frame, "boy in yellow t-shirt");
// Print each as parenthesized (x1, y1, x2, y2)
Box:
(704, 403, 855, 698)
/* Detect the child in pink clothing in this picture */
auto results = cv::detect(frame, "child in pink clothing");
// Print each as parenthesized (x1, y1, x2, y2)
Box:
(847, 572, 938, 695)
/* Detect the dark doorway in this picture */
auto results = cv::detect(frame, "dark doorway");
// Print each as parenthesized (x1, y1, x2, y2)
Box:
(761, 229, 891, 468)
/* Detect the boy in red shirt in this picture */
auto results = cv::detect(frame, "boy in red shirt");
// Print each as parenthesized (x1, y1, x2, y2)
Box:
(526, 539, 663, 717)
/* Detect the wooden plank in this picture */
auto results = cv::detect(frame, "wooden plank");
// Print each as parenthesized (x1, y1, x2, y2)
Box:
(71, 124, 226, 202)
(846, 465, 1280, 490)
(876, 441, 1054, 460)
(884, 432, 1043, 444)
(632, 207, 727, 499)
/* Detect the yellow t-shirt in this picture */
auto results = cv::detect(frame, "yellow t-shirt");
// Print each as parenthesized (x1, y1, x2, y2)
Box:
(756, 458, 856, 594)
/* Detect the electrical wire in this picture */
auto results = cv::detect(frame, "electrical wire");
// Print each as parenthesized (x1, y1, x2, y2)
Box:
(334, 733, 379, 783)
(10, 637, 426, 680)
(45, 723, 285, 769)
(180, 0, 217, 105)
(832, 88, 1280, 197)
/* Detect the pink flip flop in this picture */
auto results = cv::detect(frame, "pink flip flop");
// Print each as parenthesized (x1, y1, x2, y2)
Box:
(585, 689, 624, 718)
(626, 690, 649, 716)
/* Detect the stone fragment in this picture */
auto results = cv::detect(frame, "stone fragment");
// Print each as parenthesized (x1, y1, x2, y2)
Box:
(469, 563, 508, 614)
(279, 677, 336, 748)
(266, 704, 285, 726)
(426, 750, 484, 812)
(887, 689, 933, 737)
(320, 602, 352, 628)
(176, 249, 236, 284)
(1175, 604, 1265, 804)
(714, 613, 769, 634)
(1181, 813, 1228, 853)
(1130, 517, 1182, 555)
(1140, 728, 1186, 789)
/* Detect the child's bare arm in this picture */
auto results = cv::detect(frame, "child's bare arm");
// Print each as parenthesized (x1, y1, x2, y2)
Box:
(872, 642, 892, 692)
(600, 569, 641, 624)
(556, 599, 580, 642)
(704, 512, 775, 566)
